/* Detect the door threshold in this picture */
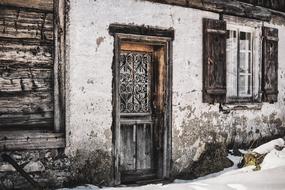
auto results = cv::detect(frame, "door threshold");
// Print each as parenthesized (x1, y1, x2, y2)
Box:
(118, 178, 173, 187)
(136, 178, 164, 185)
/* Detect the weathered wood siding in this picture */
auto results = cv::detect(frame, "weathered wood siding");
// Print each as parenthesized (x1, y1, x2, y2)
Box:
(0, 2, 54, 130)
(145, 0, 285, 21)
(0, 0, 53, 12)
(239, 0, 285, 12)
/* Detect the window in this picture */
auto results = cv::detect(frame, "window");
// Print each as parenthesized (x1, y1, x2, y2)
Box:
(203, 18, 278, 104)
(226, 26, 256, 102)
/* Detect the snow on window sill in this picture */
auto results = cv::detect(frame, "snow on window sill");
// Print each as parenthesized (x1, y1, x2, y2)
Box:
(219, 102, 262, 113)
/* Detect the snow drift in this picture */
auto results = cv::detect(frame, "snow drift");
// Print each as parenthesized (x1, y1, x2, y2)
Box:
(59, 138, 285, 190)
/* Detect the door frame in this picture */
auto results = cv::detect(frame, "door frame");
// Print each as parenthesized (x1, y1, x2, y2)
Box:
(109, 24, 174, 185)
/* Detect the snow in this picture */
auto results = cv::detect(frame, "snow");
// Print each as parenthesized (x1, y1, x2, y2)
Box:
(261, 149, 285, 170)
(253, 138, 284, 155)
(175, 154, 242, 183)
(59, 139, 285, 190)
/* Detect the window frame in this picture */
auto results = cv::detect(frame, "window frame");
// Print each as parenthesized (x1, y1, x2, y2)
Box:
(0, 0, 66, 150)
(225, 19, 262, 104)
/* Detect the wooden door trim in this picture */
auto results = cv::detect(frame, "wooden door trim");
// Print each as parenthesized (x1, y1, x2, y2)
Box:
(111, 30, 173, 185)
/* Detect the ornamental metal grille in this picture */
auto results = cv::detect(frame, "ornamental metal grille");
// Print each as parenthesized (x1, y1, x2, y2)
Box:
(119, 51, 152, 113)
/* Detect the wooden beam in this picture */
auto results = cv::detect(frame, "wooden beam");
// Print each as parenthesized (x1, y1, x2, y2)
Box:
(54, 0, 66, 133)
(144, 0, 274, 21)
(109, 24, 175, 40)
(0, 131, 65, 150)
(2, 154, 43, 189)
(238, 0, 285, 12)
(0, 0, 53, 12)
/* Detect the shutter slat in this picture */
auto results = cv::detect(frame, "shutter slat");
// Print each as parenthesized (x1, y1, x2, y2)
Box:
(262, 26, 278, 103)
(203, 18, 227, 103)
(206, 29, 227, 34)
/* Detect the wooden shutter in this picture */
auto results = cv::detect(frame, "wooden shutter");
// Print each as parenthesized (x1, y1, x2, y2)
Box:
(203, 18, 227, 103)
(0, 3, 54, 130)
(262, 26, 278, 103)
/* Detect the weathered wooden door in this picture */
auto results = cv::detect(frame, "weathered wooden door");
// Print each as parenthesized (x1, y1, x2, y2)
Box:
(113, 35, 171, 184)
(119, 43, 156, 183)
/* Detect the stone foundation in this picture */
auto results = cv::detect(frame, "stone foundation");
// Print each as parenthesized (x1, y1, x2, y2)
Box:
(0, 149, 70, 190)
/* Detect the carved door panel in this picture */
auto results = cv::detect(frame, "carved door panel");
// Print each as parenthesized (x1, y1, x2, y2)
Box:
(118, 43, 160, 183)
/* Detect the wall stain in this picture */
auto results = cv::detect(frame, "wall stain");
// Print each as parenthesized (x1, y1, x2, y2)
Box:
(96, 36, 105, 51)
(87, 79, 94, 84)
(172, 105, 285, 179)
(68, 149, 113, 187)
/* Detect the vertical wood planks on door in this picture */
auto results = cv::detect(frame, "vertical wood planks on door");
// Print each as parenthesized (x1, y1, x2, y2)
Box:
(120, 124, 136, 171)
(137, 124, 153, 170)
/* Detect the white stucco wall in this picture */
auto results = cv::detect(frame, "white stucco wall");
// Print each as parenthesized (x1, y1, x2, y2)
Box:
(66, 0, 285, 180)
(66, 0, 218, 153)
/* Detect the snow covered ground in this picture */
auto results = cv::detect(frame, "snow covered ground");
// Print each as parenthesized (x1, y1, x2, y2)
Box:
(59, 139, 285, 190)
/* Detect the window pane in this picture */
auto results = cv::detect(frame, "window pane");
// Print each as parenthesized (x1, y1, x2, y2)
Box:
(226, 28, 254, 100)
(239, 75, 251, 96)
(239, 31, 252, 97)
(240, 31, 251, 50)
(239, 52, 246, 73)
(248, 52, 251, 73)
(226, 30, 238, 97)
(239, 52, 251, 73)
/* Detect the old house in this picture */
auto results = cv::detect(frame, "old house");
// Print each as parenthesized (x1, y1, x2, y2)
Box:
(0, 0, 285, 189)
